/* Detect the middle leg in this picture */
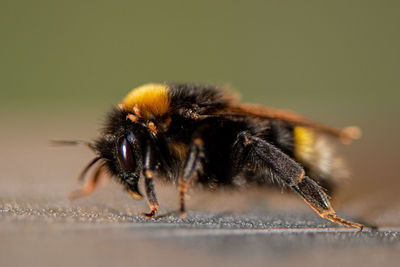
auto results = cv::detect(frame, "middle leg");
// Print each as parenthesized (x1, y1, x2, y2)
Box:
(178, 138, 205, 218)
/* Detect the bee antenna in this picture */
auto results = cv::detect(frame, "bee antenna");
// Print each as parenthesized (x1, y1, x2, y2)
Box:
(51, 140, 97, 152)
(78, 156, 102, 182)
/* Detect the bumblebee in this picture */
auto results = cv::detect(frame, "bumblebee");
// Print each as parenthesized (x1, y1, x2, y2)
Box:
(61, 83, 364, 229)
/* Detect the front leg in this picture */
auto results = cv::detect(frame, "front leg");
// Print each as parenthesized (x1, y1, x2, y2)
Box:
(232, 131, 363, 230)
(142, 143, 159, 218)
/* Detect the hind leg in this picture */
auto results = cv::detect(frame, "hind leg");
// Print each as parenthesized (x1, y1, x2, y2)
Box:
(231, 131, 363, 230)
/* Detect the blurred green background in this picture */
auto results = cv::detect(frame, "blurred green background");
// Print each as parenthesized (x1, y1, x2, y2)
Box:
(1, 1, 399, 212)
(2, 1, 399, 114)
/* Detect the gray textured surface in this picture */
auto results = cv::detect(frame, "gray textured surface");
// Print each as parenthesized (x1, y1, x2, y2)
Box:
(1, 204, 400, 267)
(1, 119, 400, 267)
(1, 193, 400, 267)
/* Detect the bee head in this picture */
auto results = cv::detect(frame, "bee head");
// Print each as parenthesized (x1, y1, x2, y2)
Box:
(96, 108, 154, 178)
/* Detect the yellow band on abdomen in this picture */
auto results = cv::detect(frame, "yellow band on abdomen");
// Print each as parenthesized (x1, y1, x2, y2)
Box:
(294, 126, 315, 161)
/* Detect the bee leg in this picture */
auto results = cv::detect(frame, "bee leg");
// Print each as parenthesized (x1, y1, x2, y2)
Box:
(232, 132, 364, 230)
(291, 176, 363, 229)
(178, 138, 204, 218)
(141, 143, 159, 219)
(124, 179, 143, 200)
(69, 165, 108, 200)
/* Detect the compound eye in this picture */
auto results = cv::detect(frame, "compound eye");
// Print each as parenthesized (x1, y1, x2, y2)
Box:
(117, 136, 136, 171)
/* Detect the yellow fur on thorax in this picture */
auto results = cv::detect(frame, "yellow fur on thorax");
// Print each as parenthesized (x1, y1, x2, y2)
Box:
(121, 83, 170, 118)
(294, 126, 315, 161)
